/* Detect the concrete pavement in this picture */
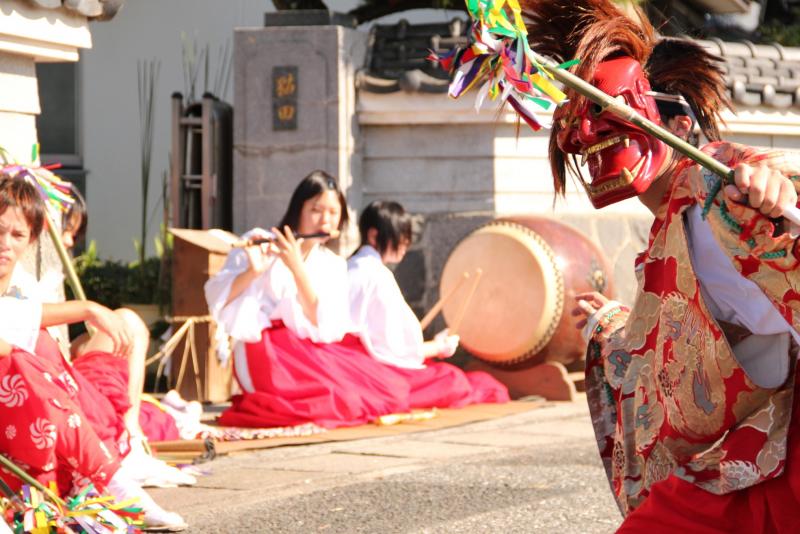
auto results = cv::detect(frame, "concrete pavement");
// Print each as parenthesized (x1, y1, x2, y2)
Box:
(149, 396, 622, 533)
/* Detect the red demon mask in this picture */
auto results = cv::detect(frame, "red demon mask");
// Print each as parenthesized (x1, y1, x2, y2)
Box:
(556, 56, 669, 208)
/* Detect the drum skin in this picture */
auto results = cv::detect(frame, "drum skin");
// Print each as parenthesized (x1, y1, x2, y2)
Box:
(440, 215, 614, 369)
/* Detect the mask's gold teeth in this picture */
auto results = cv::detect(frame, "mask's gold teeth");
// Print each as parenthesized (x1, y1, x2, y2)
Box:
(623, 138, 630, 149)
(621, 167, 634, 184)
(584, 135, 629, 156)
(630, 154, 646, 177)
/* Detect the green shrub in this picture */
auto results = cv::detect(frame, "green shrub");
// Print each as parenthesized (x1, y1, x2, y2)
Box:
(70, 240, 170, 310)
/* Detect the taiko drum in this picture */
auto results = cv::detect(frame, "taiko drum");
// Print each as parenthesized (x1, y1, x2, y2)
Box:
(440, 216, 615, 368)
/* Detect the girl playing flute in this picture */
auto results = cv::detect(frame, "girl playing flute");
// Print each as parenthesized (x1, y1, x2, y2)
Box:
(206, 171, 411, 428)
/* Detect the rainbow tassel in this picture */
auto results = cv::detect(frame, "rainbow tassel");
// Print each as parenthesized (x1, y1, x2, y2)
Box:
(0, 163, 76, 221)
(0, 483, 142, 533)
(431, 0, 578, 131)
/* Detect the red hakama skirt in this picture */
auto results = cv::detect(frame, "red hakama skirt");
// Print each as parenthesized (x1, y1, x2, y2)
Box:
(219, 325, 509, 429)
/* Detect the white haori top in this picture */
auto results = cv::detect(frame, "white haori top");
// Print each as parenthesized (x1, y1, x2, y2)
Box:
(347, 245, 426, 370)
(686, 204, 798, 389)
(0, 265, 43, 353)
(205, 228, 352, 345)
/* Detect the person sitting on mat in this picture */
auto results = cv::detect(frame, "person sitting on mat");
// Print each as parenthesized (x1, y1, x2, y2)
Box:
(206, 170, 413, 429)
(25, 182, 195, 489)
(348, 200, 509, 407)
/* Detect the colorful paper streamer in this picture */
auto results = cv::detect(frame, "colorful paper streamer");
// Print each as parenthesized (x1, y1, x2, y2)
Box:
(431, 0, 578, 131)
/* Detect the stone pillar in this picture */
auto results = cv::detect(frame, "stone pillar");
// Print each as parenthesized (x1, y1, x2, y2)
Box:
(233, 20, 368, 251)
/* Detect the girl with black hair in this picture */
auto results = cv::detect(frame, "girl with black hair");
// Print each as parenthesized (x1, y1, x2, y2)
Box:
(348, 200, 509, 408)
(206, 171, 411, 428)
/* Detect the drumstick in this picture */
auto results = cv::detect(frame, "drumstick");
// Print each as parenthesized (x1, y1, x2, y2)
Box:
(419, 272, 470, 331)
(230, 229, 340, 248)
(450, 268, 483, 336)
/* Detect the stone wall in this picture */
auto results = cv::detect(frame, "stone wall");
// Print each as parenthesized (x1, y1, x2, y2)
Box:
(233, 24, 367, 252)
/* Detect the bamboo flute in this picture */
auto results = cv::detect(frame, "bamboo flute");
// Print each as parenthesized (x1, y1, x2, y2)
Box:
(230, 230, 340, 249)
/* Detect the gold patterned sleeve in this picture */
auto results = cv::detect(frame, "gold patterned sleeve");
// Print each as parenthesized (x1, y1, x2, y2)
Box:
(684, 141, 800, 324)
(586, 303, 630, 345)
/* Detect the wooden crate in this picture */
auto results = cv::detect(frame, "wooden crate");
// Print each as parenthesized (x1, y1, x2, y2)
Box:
(168, 228, 237, 402)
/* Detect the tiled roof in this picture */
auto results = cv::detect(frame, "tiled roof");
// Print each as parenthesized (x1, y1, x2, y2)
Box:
(357, 18, 800, 110)
(25, 0, 123, 21)
(358, 19, 464, 94)
(701, 39, 800, 109)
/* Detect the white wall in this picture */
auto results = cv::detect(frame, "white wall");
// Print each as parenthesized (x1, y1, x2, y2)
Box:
(80, 2, 468, 261)
(81, 0, 274, 260)
(358, 91, 649, 217)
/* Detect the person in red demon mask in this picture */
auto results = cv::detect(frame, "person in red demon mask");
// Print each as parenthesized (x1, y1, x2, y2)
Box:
(554, 56, 670, 208)
(519, 1, 800, 531)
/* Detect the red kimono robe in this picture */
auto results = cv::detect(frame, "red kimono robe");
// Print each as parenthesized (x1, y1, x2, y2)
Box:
(0, 348, 120, 494)
(587, 142, 800, 530)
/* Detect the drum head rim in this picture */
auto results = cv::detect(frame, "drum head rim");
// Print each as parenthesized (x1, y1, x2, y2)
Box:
(439, 220, 564, 366)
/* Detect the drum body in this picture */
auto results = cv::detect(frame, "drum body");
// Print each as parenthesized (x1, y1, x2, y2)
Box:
(440, 216, 614, 368)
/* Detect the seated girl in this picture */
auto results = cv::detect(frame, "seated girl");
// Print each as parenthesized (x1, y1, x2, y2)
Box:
(206, 171, 412, 428)
(40, 185, 192, 487)
(56, 186, 191, 478)
(348, 200, 509, 407)
(0, 177, 186, 530)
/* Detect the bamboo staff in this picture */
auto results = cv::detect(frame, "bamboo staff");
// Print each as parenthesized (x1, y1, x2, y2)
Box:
(527, 49, 800, 225)
(419, 271, 470, 331)
(43, 210, 97, 339)
(450, 268, 483, 336)
(0, 453, 65, 507)
(46, 211, 87, 302)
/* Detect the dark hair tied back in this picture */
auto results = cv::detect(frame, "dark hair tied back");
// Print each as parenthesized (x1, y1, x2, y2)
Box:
(358, 200, 413, 255)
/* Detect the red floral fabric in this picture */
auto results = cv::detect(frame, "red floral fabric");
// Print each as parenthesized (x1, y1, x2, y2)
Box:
(34, 331, 131, 457)
(617, 368, 800, 533)
(0, 348, 120, 495)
